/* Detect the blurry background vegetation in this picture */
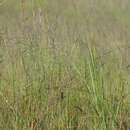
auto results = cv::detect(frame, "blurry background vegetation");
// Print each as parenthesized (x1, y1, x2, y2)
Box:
(0, 0, 130, 130)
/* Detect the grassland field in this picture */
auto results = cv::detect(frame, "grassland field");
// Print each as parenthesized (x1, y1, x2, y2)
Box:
(1, 0, 130, 130)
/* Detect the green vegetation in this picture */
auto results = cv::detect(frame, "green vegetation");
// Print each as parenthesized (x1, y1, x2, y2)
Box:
(0, 0, 130, 130)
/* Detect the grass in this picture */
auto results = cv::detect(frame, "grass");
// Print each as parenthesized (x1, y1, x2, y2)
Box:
(0, 0, 130, 130)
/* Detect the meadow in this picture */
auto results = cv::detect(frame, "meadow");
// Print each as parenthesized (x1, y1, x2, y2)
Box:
(1, 0, 130, 130)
